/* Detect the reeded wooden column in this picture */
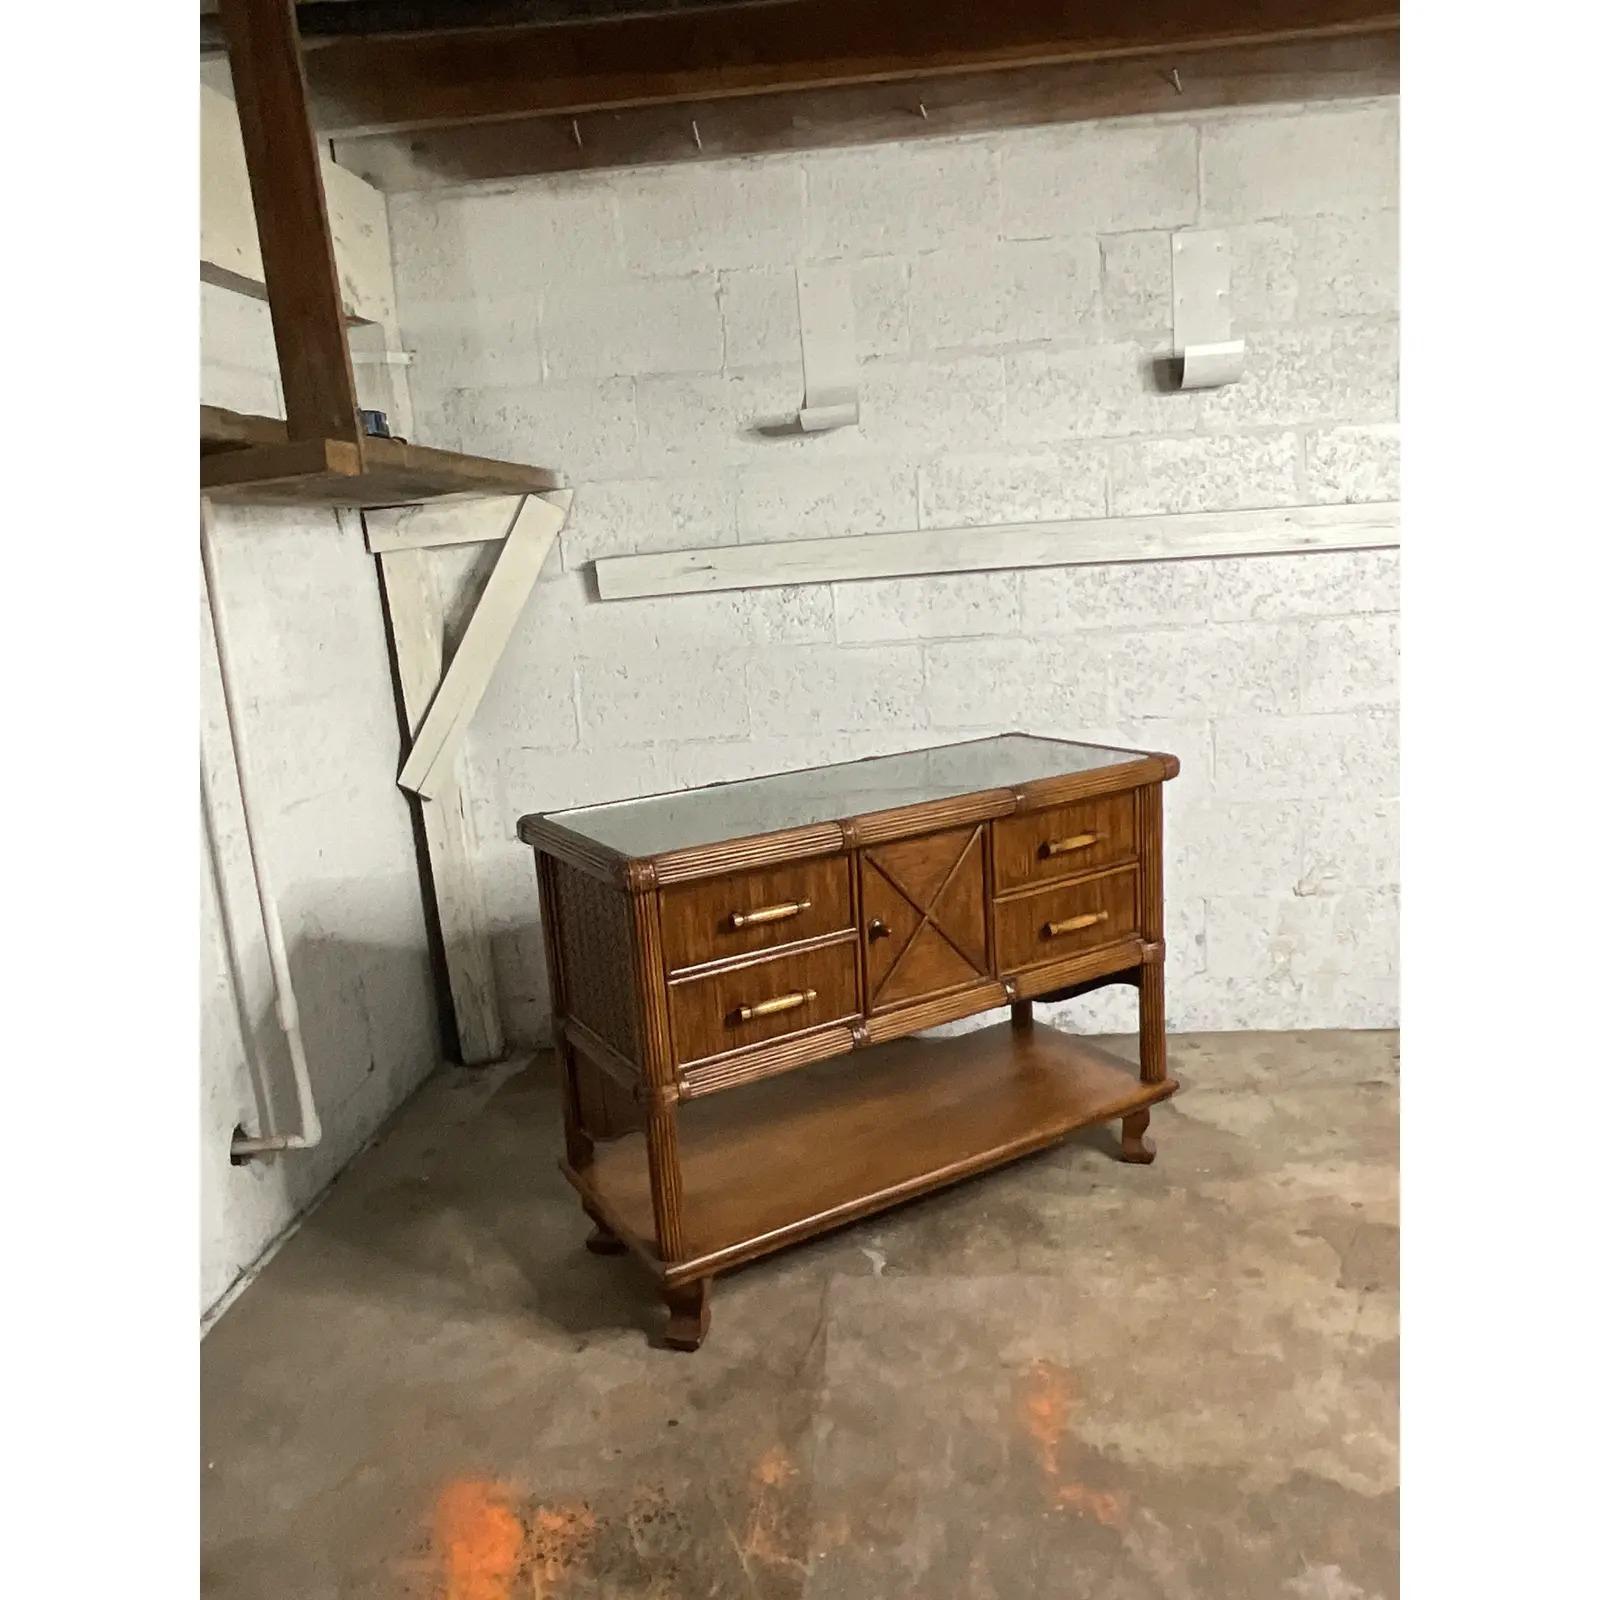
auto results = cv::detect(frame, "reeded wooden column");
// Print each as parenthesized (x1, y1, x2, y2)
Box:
(629, 887, 687, 1264)
(1135, 782, 1167, 1087)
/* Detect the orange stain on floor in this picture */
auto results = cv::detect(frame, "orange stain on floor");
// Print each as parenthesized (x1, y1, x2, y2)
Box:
(526, 1504, 598, 1593)
(429, 1483, 597, 1600)
(432, 1480, 524, 1600)
(753, 1445, 798, 1489)
(744, 1445, 805, 1571)
(1015, 1359, 1081, 1480)
(1053, 1481, 1129, 1529)
(1011, 1359, 1130, 1529)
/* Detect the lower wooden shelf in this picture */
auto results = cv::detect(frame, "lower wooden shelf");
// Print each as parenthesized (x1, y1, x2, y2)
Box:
(573, 1020, 1177, 1284)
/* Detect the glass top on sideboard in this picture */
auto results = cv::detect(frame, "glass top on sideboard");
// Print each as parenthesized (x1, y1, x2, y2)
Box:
(537, 734, 1152, 859)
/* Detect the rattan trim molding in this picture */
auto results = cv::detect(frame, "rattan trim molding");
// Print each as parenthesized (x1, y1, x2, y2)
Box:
(1011, 755, 1176, 811)
(991, 855, 1140, 906)
(664, 926, 859, 984)
(677, 1020, 859, 1099)
(1009, 937, 1147, 1001)
(649, 823, 847, 885)
(518, 815, 631, 883)
(862, 979, 1010, 1046)
(847, 787, 1019, 847)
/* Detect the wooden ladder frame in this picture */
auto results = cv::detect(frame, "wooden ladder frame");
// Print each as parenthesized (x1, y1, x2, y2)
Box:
(210, 0, 572, 1064)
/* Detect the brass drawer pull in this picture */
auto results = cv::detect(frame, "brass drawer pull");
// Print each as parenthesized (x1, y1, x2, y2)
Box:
(1045, 910, 1109, 937)
(734, 988, 817, 1024)
(1041, 832, 1099, 858)
(729, 898, 811, 930)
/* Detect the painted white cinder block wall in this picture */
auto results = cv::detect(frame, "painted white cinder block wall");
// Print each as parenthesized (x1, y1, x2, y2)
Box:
(200, 291, 440, 1321)
(382, 96, 1399, 1047)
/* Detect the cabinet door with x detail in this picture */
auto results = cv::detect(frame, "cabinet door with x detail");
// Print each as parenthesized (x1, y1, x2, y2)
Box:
(860, 824, 991, 1012)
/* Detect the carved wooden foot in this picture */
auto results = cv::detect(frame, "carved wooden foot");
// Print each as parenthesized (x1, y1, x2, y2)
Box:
(582, 1207, 626, 1256)
(662, 1279, 711, 1351)
(1120, 1108, 1156, 1164)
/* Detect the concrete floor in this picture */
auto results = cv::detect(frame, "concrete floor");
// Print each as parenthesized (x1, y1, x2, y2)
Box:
(201, 1030, 1398, 1600)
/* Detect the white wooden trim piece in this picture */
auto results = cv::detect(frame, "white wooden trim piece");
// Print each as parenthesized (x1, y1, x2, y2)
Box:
(398, 491, 573, 800)
(1172, 229, 1246, 390)
(795, 265, 859, 432)
(378, 541, 504, 1064)
(200, 81, 396, 328)
(363, 496, 528, 554)
(594, 501, 1401, 600)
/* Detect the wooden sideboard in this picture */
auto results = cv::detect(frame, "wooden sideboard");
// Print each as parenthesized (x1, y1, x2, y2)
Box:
(518, 733, 1179, 1350)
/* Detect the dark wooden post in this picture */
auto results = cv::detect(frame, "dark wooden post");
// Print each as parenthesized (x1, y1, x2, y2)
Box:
(217, 0, 362, 446)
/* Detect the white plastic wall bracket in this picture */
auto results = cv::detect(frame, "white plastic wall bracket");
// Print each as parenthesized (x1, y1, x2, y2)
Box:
(794, 265, 859, 431)
(1172, 229, 1245, 389)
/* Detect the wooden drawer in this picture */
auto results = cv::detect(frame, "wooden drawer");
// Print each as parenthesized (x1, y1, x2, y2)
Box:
(993, 792, 1136, 893)
(660, 856, 852, 972)
(667, 937, 860, 1066)
(995, 864, 1139, 974)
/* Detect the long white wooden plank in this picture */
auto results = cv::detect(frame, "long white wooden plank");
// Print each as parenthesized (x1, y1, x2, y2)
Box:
(398, 491, 573, 800)
(377, 542, 504, 1065)
(200, 80, 396, 328)
(363, 496, 527, 554)
(593, 501, 1401, 600)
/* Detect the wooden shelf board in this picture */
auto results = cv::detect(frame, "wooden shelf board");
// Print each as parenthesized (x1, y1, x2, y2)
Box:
(199, 429, 561, 509)
(580, 1020, 1177, 1283)
(200, 403, 290, 455)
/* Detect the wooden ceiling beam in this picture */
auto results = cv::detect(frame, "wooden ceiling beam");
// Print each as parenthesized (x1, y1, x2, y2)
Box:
(301, 0, 1401, 137)
(334, 32, 1399, 191)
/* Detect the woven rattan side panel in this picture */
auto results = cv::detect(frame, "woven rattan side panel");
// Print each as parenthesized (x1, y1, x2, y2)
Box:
(551, 859, 642, 1066)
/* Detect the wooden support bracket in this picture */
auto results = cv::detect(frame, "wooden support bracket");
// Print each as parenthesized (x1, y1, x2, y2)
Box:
(363, 497, 528, 555)
(371, 488, 570, 1062)
(377, 541, 502, 1065)
(396, 491, 572, 801)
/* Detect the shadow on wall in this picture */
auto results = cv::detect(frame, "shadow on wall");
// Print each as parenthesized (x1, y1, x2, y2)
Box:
(489, 914, 554, 1055)
(214, 936, 442, 1154)
(204, 790, 441, 1142)
(201, 928, 443, 1318)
